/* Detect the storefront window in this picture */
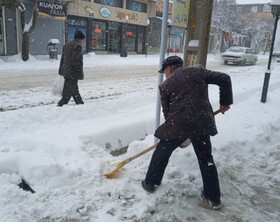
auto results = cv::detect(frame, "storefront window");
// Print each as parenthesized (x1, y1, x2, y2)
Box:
(126, 0, 147, 13)
(67, 19, 87, 27)
(92, 21, 106, 50)
(126, 25, 136, 51)
(94, 0, 123, 8)
(67, 17, 87, 52)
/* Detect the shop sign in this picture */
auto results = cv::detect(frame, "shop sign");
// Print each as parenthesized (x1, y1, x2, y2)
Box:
(172, 0, 190, 29)
(116, 11, 138, 21)
(170, 28, 183, 36)
(100, 7, 111, 18)
(38, 1, 66, 18)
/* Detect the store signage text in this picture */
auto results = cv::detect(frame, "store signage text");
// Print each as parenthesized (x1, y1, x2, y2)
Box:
(38, 1, 66, 17)
(116, 11, 138, 21)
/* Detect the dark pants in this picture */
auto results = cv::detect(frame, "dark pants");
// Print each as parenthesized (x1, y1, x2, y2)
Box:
(144, 135, 220, 202)
(58, 79, 83, 106)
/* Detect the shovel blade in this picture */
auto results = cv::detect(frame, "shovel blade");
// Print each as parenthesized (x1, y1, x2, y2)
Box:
(104, 161, 126, 179)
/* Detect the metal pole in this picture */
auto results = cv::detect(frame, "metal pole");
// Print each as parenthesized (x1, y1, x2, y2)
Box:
(88, 11, 94, 52)
(145, 23, 149, 57)
(260, 14, 279, 103)
(125, 19, 127, 55)
(154, 0, 169, 144)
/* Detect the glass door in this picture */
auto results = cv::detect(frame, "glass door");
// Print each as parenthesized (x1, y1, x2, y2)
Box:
(92, 21, 106, 50)
(108, 22, 121, 53)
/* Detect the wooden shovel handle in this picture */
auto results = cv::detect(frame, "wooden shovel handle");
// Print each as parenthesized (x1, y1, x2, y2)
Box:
(125, 144, 158, 164)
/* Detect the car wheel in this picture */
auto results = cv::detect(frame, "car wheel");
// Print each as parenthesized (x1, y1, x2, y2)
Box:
(252, 59, 256, 65)
(241, 59, 246, 65)
(224, 60, 228, 65)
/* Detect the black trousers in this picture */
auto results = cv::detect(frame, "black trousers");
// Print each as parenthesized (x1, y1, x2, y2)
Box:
(58, 79, 83, 106)
(144, 135, 220, 202)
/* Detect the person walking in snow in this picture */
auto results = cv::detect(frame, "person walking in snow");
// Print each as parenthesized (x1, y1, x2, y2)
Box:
(57, 30, 85, 107)
(142, 56, 233, 210)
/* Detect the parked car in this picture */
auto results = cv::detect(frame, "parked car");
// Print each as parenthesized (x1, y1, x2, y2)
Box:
(221, 47, 258, 65)
(272, 51, 280, 58)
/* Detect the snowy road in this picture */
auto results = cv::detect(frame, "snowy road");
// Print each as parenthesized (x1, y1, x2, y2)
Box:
(0, 65, 158, 91)
(0, 53, 269, 91)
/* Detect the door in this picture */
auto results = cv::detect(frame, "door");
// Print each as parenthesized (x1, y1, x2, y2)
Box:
(5, 8, 17, 55)
(245, 49, 253, 63)
(108, 22, 121, 53)
(137, 26, 144, 53)
(108, 29, 120, 52)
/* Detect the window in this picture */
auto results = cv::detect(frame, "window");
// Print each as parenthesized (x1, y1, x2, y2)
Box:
(126, 0, 147, 13)
(246, 49, 252, 54)
(92, 21, 106, 50)
(94, 0, 123, 8)
(126, 25, 136, 51)
(67, 19, 87, 27)
(257, 5, 263, 12)
(67, 17, 87, 52)
(251, 6, 258, 13)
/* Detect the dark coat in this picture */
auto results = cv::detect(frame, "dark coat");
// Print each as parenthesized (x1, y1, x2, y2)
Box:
(154, 66, 233, 141)
(59, 40, 84, 80)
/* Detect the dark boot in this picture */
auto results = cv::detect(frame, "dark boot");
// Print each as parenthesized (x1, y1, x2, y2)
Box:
(141, 180, 155, 193)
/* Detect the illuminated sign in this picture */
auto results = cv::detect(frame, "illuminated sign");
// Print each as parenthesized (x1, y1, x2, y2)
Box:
(99, 7, 111, 18)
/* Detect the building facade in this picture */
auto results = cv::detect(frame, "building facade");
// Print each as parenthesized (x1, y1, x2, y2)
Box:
(0, 0, 156, 56)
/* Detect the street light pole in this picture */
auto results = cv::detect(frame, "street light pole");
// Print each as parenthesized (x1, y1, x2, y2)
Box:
(166, 18, 172, 56)
(120, 15, 129, 57)
(145, 18, 150, 57)
(261, 0, 280, 103)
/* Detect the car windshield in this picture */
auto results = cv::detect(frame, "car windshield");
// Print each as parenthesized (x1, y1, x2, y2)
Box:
(227, 47, 245, 53)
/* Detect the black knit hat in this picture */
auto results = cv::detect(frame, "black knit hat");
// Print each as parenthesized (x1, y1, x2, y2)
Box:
(74, 30, 85, 40)
(159, 56, 183, 73)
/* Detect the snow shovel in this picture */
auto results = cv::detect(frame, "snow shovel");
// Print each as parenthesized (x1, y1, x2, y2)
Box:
(104, 143, 158, 178)
(104, 109, 221, 179)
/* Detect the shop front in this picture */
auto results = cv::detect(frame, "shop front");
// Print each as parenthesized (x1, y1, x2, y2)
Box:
(67, 0, 151, 54)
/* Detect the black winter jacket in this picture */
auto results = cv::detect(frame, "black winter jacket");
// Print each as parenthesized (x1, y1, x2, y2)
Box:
(154, 66, 233, 141)
(59, 40, 84, 80)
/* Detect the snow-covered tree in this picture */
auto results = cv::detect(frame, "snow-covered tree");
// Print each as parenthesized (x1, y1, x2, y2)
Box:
(21, 0, 38, 61)
(212, 0, 273, 53)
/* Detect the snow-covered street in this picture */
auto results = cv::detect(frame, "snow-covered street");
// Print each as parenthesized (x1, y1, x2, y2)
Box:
(0, 53, 280, 222)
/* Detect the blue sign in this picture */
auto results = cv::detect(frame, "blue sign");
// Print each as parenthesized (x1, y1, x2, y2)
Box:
(100, 7, 111, 18)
